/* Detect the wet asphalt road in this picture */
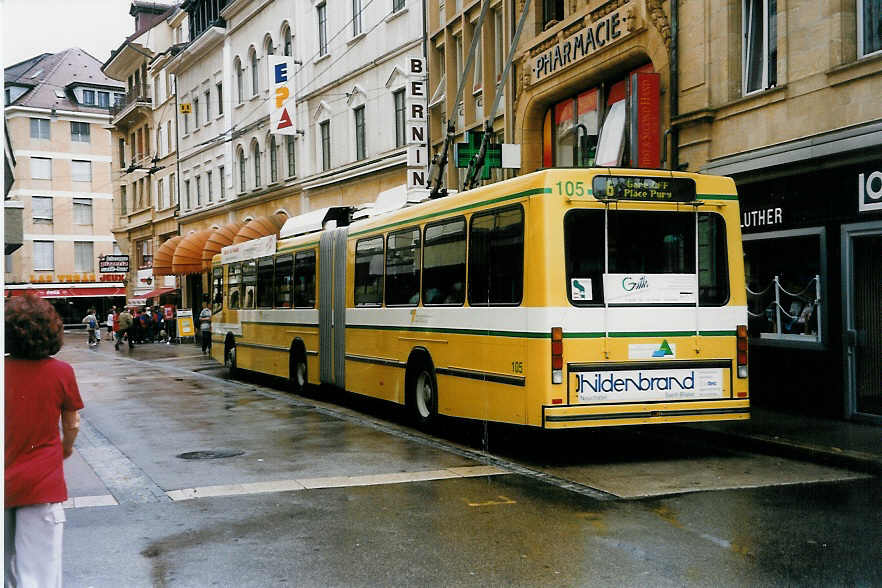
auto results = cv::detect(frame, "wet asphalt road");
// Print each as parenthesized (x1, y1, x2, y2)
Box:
(56, 334, 880, 586)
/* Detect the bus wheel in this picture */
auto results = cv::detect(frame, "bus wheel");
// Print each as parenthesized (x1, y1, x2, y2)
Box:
(409, 361, 438, 429)
(289, 349, 307, 394)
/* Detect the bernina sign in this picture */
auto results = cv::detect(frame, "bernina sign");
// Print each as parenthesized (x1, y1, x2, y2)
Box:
(532, 3, 634, 83)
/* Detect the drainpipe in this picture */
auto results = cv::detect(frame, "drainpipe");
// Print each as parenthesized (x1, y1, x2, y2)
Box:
(670, 0, 679, 170)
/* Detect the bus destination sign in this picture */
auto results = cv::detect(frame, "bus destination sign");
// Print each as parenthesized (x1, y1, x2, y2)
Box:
(593, 176, 696, 203)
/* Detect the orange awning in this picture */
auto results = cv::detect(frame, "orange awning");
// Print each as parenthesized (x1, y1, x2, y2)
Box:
(153, 236, 183, 277)
(172, 230, 214, 275)
(232, 213, 287, 244)
(201, 221, 245, 269)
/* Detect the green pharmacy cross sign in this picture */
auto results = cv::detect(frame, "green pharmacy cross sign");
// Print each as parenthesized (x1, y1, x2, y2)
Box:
(455, 130, 502, 180)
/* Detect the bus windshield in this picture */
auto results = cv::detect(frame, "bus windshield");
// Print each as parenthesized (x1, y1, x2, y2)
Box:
(564, 209, 729, 306)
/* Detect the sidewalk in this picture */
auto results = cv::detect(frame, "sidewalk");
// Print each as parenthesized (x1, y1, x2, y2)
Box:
(675, 408, 882, 475)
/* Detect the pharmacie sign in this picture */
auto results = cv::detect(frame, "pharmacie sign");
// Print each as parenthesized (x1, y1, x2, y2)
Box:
(532, 3, 634, 83)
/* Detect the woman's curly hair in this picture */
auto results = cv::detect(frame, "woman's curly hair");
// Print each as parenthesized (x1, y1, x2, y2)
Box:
(5, 294, 64, 359)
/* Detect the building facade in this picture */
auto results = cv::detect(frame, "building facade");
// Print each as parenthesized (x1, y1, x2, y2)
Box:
(4, 49, 126, 323)
(103, 1, 183, 308)
(163, 0, 424, 310)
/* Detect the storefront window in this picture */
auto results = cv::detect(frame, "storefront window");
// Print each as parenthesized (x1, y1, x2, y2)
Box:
(744, 228, 824, 345)
(544, 66, 655, 169)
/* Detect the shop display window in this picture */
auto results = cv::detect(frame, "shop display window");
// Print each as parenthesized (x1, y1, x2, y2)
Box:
(744, 228, 825, 346)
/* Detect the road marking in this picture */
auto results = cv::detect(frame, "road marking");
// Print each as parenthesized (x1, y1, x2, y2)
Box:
(166, 466, 508, 501)
(466, 495, 516, 507)
(63, 495, 118, 509)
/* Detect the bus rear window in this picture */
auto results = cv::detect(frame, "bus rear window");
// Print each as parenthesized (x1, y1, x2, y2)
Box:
(565, 210, 729, 306)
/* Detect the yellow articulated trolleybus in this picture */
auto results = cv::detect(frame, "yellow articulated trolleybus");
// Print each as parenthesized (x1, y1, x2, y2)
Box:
(210, 168, 749, 429)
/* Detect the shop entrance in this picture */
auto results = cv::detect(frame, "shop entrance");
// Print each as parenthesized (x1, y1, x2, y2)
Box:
(842, 222, 882, 422)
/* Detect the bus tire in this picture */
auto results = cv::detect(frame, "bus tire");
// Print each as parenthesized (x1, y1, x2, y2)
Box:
(289, 344, 307, 394)
(407, 357, 438, 430)
(224, 336, 238, 377)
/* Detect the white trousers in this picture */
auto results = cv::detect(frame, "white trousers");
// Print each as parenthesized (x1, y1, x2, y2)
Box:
(4, 503, 65, 588)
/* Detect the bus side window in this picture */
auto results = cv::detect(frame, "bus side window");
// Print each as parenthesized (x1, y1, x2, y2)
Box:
(275, 254, 294, 308)
(242, 259, 257, 309)
(228, 263, 242, 309)
(423, 217, 466, 306)
(386, 227, 420, 306)
(257, 257, 274, 308)
(212, 268, 224, 313)
(293, 250, 316, 308)
(354, 237, 384, 307)
(468, 206, 524, 306)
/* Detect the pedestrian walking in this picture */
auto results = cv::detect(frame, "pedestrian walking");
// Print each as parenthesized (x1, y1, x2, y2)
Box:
(106, 307, 115, 338)
(199, 302, 212, 354)
(118, 307, 135, 350)
(164, 304, 176, 344)
(81, 308, 100, 347)
(5, 293, 84, 588)
(140, 309, 152, 343)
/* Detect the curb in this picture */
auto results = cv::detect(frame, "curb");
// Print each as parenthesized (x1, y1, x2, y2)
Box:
(669, 425, 882, 476)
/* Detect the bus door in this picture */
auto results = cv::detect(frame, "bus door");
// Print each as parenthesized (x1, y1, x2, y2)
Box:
(319, 227, 349, 386)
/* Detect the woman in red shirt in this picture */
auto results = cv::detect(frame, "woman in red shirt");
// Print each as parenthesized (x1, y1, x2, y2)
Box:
(4, 294, 84, 588)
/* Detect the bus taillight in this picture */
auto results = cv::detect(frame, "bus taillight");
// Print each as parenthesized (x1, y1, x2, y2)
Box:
(551, 327, 563, 384)
(736, 324, 748, 379)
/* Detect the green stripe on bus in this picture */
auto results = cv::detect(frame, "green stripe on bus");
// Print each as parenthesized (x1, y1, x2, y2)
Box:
(346, 324, 547, 338)
(277, 240, 319, 252)
(344, 325, 736, 339)
(348, 187, 552, 237)
(610, 331, 698, 338)
(698, 193, 738, 200)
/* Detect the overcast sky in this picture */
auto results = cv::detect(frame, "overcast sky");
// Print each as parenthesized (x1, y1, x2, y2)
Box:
(3, 0, 135, 67)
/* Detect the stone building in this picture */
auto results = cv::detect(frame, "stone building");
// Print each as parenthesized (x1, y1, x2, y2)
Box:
(161, 0, 424, 310)
(102, 0, 184, 308)
(4, 49, 125, 323)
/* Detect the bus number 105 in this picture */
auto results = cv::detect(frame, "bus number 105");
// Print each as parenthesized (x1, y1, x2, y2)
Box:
(512, 361, 524, 374)
(556, 181, 586, 197)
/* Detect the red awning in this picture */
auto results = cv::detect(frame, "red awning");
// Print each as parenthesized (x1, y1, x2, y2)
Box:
(201, 220, 245, 269)
(5, 287, 127, 298)
(141, 286, 177, 299)
(153, 235, 183, 277)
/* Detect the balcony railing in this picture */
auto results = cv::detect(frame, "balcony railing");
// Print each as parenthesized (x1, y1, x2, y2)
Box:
(110, 85, 152, 118)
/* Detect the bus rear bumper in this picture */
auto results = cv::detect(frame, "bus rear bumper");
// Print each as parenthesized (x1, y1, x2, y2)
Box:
(542, 399, 750, 429)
